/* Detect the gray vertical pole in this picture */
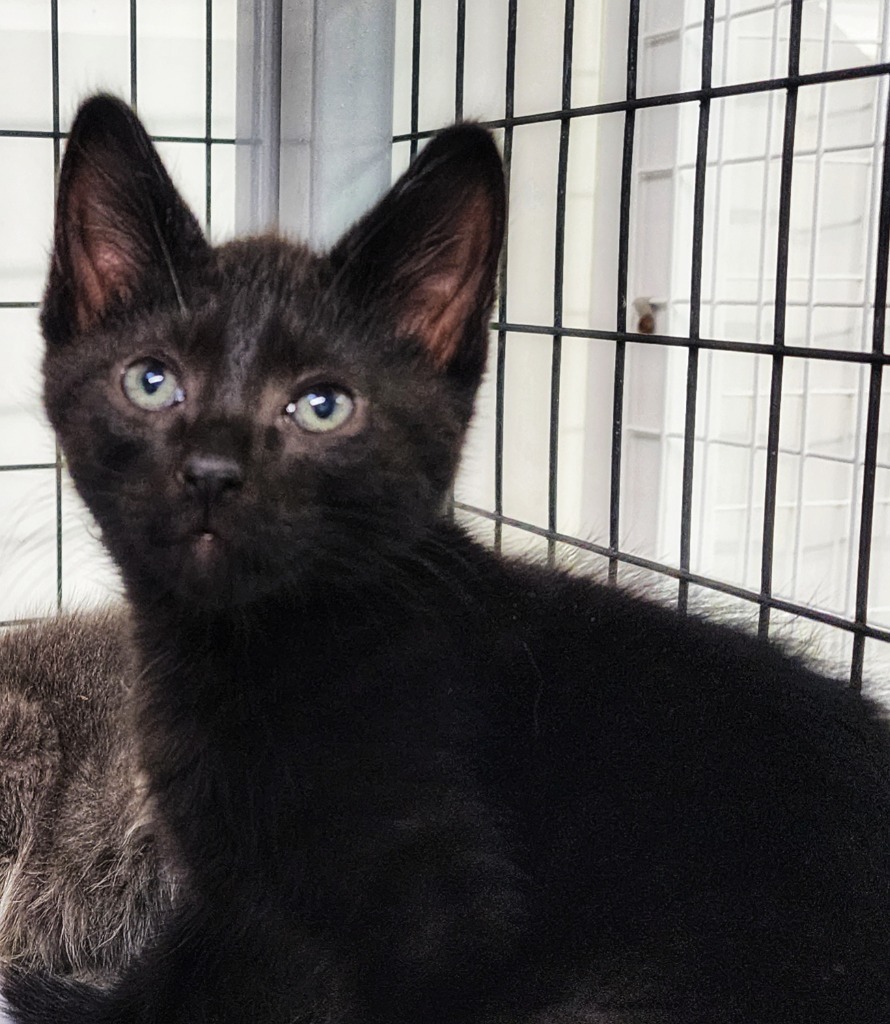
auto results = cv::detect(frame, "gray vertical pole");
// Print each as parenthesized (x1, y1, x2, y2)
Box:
(237, 0, 396, 243)
(236, 0, 283, 232)
(279, 0, 396, 246)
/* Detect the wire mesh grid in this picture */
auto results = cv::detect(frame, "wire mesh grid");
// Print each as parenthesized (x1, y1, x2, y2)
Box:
(393, 0, 890, 690)
(1, 1, 888, 690)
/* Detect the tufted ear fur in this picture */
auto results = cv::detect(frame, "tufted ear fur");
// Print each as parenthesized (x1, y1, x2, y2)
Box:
(42, 94, 208, 344)
(330, 126, 506, 382)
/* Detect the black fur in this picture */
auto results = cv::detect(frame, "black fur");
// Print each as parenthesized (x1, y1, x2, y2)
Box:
(6, 94, 890, 1023)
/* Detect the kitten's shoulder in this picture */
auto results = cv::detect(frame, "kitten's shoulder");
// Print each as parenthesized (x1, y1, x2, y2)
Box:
(448, 524, 868, 708)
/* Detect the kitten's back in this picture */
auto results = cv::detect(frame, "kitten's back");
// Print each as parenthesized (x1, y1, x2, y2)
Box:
(0, 610, 175, 982)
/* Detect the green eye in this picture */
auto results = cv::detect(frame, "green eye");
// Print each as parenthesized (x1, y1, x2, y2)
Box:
(286, 385, 354, 433)
(122, 359, 185, 411)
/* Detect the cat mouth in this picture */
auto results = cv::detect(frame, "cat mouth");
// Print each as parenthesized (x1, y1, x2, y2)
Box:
(177, 531, 231, 595)
(190, 528, 222, 547)
(185, 528, 227, 565)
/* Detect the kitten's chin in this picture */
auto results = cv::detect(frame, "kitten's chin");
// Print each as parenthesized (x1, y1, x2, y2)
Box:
(123, 531, 244, 609)
(190, 530, 224, 565)
(153, 532, 284, 609)
(175, 532, 244, 605)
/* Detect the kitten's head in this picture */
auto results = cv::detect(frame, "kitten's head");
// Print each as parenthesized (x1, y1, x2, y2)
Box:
(42, 95, 504, 607)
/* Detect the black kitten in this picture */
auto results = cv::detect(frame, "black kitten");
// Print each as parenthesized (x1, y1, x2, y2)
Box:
(6, 94, 890, 1024)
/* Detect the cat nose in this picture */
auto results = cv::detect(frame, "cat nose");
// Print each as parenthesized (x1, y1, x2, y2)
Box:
(181, 453, 244, 500)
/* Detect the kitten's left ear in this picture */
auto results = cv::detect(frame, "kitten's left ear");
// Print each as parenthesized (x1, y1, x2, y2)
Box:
(331, 125, 506, 381)
(42, 94, 208, 344)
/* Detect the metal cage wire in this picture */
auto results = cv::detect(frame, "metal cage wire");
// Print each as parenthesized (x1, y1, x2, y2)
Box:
(393, 0, 890, 690)
(0, 0, 888, 692)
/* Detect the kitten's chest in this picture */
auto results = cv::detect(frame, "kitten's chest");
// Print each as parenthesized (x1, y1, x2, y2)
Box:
(134, 605, 493, 891)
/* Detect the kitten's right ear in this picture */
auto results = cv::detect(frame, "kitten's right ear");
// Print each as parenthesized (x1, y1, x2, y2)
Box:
(42, 94, 208, 344)
(330, 125, 505, 384)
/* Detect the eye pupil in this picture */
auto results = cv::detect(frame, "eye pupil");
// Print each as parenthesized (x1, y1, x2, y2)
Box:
(307, 391, 336, 418)
(143, 368, 165, 394)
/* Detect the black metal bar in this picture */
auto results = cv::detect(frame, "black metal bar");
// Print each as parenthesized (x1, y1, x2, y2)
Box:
(410, 0, 422, 159)
(0, 463, 58, 473)
(548, 0, 574, 563)
(454, 500, 890, 647)
(494, 0, 518, 555)
(0, 129, 58, 139)
(205, 0, 213, 232)
(393, 61, 890, 143)
(0, 130, 238, 142)
(610, 0, 639, 583)
(677, 0, 715, 613)
(1, 59, 883, 147)
(494, 330, 506, 555)
(50, 0, 59, 168)
(488, 320, 890, 367)
(759, 0, 802, 639)
(455, 0, 466, 121)
(130, 0, 138, 108)
(50, 0, 62, 611)
(0, 301, 41, 309)
(141, 134, 237, 144)
(0, 618, 46, 630)
(850, 85, 890, 689)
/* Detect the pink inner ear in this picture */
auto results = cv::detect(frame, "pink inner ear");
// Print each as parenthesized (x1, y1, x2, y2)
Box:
(67, 183, 138, 331)
(397, 193, 495, 368)
(400, 268, 484, 368)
